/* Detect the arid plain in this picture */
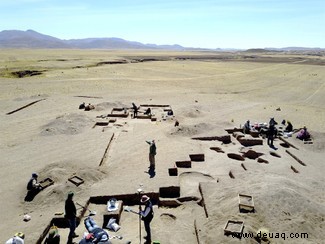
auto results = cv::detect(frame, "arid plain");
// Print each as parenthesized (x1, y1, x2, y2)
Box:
(0, 49, 324, 243)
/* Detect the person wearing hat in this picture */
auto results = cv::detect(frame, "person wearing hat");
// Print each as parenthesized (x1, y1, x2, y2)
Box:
(6, 232, 25, 244)
(146, 140, 157, 170)
(27, 173, 42, 192)
(44, 226, 60, 244)
(139, 195, 154, 243)
(25, 173, 43, 201)
(65, 191, 79, 243)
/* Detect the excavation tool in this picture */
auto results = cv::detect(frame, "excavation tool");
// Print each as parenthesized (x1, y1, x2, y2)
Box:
(76, 202, 96, 216)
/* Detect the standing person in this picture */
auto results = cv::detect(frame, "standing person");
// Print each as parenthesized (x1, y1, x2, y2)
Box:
(132, 103, 138, 118)
(267, 118, 277, 147)
(139, 195, 154, 244)
(146, 140, 156, 170)
(243, 120, 251, 134)
(65, 192, 78, 244)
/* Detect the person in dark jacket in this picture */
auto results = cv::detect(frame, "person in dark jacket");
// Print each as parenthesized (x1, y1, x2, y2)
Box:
(146, 140, 157, 170)
(25, 173, 43, 201)
(65, 192, 78, 243)
(132, 103, 138, 118)
(139, 195, 154, 244)
(285, 121, 293, 132)
(267, 118, 278, 147)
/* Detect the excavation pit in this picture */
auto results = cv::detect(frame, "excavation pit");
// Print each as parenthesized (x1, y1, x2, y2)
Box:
(238, 194, 255, 212)
(159, 186, 180, 199)
(192, 135, 231, 144)
(280, 142, 290, 148)
(224, 220, 244, 236)
(93, 121, 109, 128)
(241, 163, 247, 171)
(229, 171, 235, 179)
(168, 168, 178, 176)
(210, 147, 225, 153)
(242, 150, 263, 160)
(175, 161, 192, 168)
(103, 200, 123, 228)
(249, 131, 260, 138)
(136, 115, 152, 119)
(238, 138, 263, 147)
(233, 132, 245, 140)
(227, 153, 245, 161)
(39, 178, 54, 189)
(68, 175, 84, 186)
(89, 193, 159, 206)
(257, 158, 269, 164)
(270, 152, 281, 158)
(189, 154, 205, 162)
(225, 128, 243, 134)
(291, 165, 299, 173)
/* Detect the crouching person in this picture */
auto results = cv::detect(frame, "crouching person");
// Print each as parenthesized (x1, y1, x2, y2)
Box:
(6, 232, 25, 244)
(79, 217, 111, 244)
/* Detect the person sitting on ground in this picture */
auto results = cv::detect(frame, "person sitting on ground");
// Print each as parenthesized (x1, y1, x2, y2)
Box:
(285, 121, 293, 132)
(85, 103, 95, 111)
(6, 232, 25, 244)
(80, 217, 111, 244)
(296, 126, 310, 140)
(243, 120, 251, 134)
(79, 102, 85, 110)
(144, 107, 151, 116)
(44, 226, 60, 244)
(27, 173, 42, 193)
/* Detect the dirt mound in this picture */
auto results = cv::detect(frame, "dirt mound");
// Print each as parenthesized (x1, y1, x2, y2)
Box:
(23, 162, 108, 207)
(94, 101, 129, 111)
(169, 123, 215, 137)
(40, 113, 94, 136)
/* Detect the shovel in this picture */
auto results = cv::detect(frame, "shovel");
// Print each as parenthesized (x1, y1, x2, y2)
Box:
(76, 202, 96, 216)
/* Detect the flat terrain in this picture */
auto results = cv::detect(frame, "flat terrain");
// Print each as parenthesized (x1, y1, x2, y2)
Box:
(0, 49, 324, 243)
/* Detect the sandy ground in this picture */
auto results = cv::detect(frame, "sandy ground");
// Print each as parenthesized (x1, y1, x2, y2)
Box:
(0, 49, 324, 244)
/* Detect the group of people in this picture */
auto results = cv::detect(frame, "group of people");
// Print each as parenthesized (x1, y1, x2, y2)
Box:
(243, 117, 311, 147)
(132, 103, 152, 118)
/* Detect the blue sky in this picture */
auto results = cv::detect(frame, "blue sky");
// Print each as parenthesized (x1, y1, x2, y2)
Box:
(0, 0, 324, 48)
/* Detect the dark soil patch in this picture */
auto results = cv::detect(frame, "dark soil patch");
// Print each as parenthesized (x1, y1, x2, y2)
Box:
(11, 70, 44, 78)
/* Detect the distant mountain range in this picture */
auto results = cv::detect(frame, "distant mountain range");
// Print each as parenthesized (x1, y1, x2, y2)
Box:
(0, 29, 323, 51)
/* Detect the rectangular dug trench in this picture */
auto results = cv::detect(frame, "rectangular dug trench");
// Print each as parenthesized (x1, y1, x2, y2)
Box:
(68, 175, 84, 186)
(189, 154, 205, 162)
(224, 220, 244, 236)
(168, 167, 178, 176)
(39, 178, 54, 189)
(238, 194, 254, 212)
(106, 108, 129, 118)
(176, 160, 192, 168)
